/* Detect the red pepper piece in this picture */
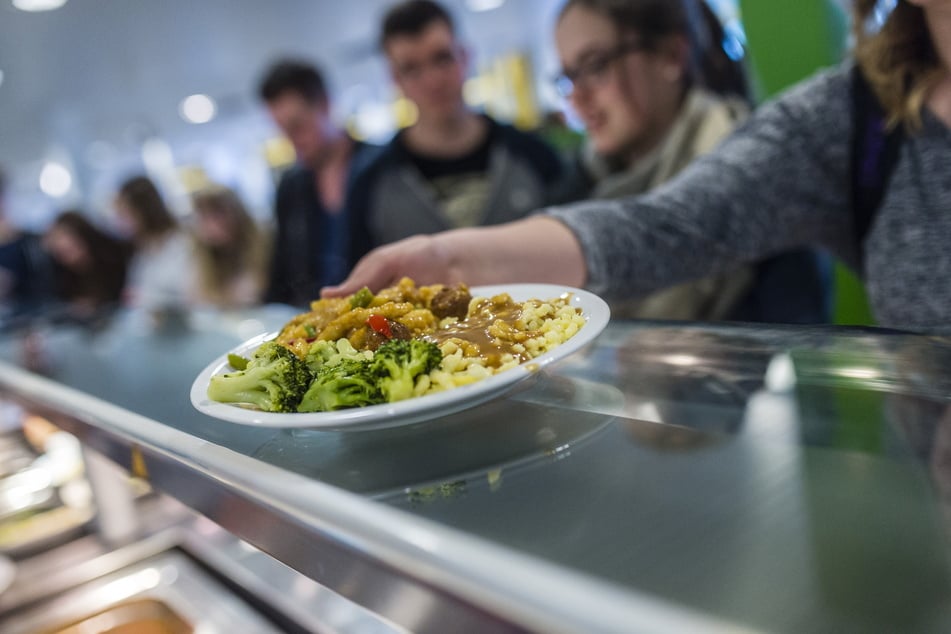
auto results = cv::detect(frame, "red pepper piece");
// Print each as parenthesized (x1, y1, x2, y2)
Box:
(367, 314, 392, 338)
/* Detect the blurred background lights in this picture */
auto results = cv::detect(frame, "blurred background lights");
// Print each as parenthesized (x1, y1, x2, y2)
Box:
(866, 0, 898, 32)
(39, 161, 72, 198)
(179, 93, 217, 124)
(12, 0, 68, 11)
(141, 137, 175, 174)
(722, 33, 745, 61)
(463, 76, 493, 107)
(353, 102, 397, 143)
(465, 0, 504, 12)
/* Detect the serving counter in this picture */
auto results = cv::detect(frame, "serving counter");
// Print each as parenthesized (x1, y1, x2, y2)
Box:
(0, 306, 949, 633)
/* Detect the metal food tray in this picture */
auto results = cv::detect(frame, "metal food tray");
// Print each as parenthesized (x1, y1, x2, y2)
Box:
(1, 550, 282, 634)
(43, 598, 191, 634)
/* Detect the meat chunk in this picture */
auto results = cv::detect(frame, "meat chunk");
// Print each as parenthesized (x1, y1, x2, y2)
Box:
(389, 320, 412, 340)
(430, 285, 471, 320)
(364, 318, 412, 351)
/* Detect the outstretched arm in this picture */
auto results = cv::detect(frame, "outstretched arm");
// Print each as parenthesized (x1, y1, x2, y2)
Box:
(322, 216, 586, 296)
(327, 66, 856, 301)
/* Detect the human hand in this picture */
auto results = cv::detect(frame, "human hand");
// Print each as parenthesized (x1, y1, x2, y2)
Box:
(322, 234, 458, 297)
(322, 217, 586, 298)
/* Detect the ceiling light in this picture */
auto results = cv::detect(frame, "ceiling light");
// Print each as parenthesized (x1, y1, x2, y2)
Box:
(39, 161, 72, 198)
(466, 0, 504, 11)
(13, 0, 69, 12)
(179, 94, 216, 124)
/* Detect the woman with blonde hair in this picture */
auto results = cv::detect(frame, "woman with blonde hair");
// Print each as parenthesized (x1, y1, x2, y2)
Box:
(190, 185, 270, 309)
(327, 0, 951, 331)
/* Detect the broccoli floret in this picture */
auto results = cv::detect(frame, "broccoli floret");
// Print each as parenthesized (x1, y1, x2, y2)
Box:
(370, 339, 443, 403)
(349, 286, 374, 309)
(208, 341, 312, 412)
(304, 340, 338, 373)
(304, 338, 370, 374)
(227, 353, 249, 371)
(298, 358, 383, 412)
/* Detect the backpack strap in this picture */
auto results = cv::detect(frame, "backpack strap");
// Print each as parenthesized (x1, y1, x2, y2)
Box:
(850, 66, 904, 251)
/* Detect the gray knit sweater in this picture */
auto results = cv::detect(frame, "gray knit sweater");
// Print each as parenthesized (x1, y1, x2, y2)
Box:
(547, 64, 951, 330)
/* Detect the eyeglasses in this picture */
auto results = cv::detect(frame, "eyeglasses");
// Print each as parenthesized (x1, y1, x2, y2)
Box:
(394, 47, 462, 82)
(553, 41, 646, 98)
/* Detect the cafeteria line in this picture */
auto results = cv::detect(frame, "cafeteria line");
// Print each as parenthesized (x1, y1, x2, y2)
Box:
(1, 0, 950, 632)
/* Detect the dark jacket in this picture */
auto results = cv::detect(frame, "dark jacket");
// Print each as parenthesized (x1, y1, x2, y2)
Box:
(264, 141, 380, 307)
(348, 117, 564, 267)
(0, 233, 53, 310)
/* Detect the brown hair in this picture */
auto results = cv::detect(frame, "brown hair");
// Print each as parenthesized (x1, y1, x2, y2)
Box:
(47, 210, 131, 307)
(380, 0, 455, 51)
(117, 175, 177, 244)
(191, 185, 269, 307)
(852, 0, 942, 130)
(558, 0, 750, 102)
(258, 58, 328, 105)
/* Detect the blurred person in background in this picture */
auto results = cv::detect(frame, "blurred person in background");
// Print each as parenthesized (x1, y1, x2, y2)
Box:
(347, 0, 565, 266)
(190, 184, 270, 309)
(258, 58, 379, 307)
(43, 211, 131, 319)
(0, 167, 53, 311)
(555, 0, 755, 320)
(558, 0, 752, 198)
(0, 167, 17, 245)
(325, 0, 951, 332)
(556, 0, 829, 323)
(114, 175, 195, 311)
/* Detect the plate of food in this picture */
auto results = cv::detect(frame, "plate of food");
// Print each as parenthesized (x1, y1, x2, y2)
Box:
(190, 278, 610, 431)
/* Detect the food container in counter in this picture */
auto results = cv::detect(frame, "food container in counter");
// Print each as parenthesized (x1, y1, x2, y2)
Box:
(0, 551, 283, 634)
(43, 599, 190, 634)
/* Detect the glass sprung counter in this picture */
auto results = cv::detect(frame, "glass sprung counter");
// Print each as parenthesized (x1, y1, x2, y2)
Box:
(0, 304, 949, 634)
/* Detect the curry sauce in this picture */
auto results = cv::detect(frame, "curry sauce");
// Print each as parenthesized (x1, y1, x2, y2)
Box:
(426, 295, 541, 368)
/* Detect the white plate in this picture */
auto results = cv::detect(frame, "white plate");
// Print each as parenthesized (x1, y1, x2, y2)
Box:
(190, 284, 610, 431)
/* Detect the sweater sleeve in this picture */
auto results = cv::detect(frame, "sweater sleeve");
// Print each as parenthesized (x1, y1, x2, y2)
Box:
(546, 65, 857, 301)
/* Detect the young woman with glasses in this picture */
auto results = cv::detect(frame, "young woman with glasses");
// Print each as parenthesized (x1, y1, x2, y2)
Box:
(553, 0, 764, 321)
(554, 0, 748, 179)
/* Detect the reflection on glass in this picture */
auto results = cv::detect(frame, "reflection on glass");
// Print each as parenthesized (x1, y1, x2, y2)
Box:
(252, 373, 618, 497)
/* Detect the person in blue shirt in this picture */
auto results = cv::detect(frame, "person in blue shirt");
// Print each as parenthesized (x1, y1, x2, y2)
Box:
(257, 59, 379, 307)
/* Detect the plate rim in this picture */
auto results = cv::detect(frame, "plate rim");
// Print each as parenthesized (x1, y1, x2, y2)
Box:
(189, 283, 610, 430)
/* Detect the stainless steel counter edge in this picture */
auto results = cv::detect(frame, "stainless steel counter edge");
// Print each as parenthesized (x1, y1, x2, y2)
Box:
(0, 361, 756, 634)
